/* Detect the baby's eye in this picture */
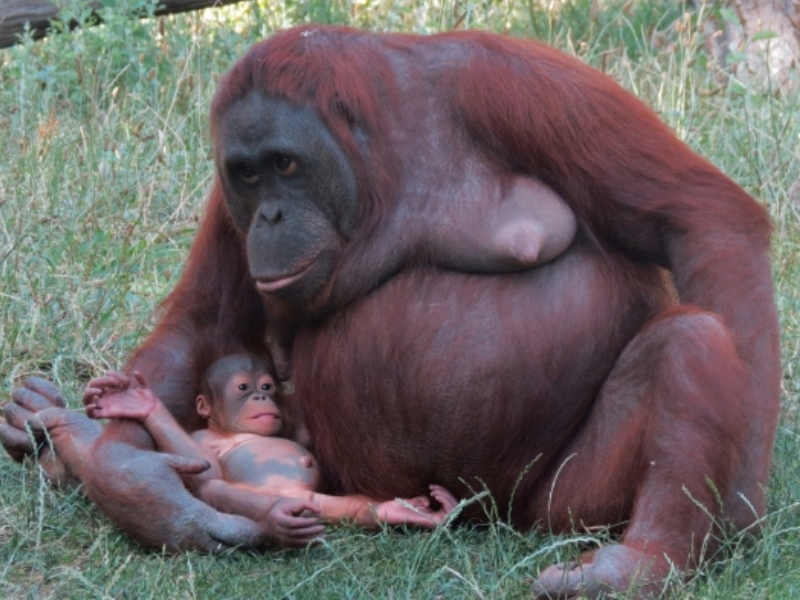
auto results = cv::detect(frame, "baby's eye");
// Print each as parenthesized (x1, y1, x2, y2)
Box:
(260, 383, 273, 392)
(237, 383, 248, 391)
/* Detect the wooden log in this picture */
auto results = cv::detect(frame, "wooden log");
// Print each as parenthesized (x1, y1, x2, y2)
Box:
(0, 0, 246, 49)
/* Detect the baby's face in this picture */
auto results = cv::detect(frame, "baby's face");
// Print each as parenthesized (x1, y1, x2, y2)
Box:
(215, 368, 282, 436)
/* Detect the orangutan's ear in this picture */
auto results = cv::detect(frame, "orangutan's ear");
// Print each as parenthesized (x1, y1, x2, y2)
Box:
(196, 395, 211, 419)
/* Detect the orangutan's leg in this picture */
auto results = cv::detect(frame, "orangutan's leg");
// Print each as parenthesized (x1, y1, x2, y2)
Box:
(532, 307, 760, 598)
(1, 377, 311, 551)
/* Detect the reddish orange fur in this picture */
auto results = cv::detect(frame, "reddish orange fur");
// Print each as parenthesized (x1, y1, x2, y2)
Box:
(168, 23, 779, 542)
(1, 26, 780, 590)
(193, 28, 778, 588)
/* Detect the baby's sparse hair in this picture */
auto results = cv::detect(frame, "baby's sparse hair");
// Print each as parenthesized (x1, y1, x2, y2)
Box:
(195, 351, 295, 436)
(200, 353, 272, 404)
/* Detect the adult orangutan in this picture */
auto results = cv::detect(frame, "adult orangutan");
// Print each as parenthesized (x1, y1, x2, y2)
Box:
(0, 26, 780, 598)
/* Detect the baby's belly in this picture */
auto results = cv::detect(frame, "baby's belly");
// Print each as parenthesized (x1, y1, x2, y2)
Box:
(220, 438, 320, 493)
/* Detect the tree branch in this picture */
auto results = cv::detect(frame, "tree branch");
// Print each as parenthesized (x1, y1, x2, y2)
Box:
(0, 0, 247, 49)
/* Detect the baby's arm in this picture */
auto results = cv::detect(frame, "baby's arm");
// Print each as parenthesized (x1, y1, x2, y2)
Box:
(84, 371, 222, 482)
(312, 484, 458, 529)
(200, 479, 324, 547)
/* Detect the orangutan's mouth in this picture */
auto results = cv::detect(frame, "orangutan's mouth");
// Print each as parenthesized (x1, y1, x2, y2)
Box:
(254, 261, 314, 294)
(251, 412, 280, 422)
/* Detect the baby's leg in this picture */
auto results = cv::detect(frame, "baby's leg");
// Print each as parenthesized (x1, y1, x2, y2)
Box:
(373, 484, 458, 527)
(311, 484, 458, 529)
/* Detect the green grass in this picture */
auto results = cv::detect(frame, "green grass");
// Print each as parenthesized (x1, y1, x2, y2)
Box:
(1, 0, 799, 597)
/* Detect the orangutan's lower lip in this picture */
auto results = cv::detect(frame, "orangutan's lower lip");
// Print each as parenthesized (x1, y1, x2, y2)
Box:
(252, 413, 279, 421)
(255, 263, 313, 293)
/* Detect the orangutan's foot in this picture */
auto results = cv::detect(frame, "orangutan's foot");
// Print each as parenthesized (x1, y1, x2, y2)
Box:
(532, 544, 673, 599)
(1, 377, 100, 487)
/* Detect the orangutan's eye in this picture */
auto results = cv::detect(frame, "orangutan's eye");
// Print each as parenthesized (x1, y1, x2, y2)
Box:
(237, 164, 258, 184)
(274, 155, 298, 175)
(260, 383, 273, 392)
(237, 383, 248, 391)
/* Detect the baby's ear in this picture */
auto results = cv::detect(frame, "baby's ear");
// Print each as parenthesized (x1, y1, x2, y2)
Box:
(196, 395, 211, 419)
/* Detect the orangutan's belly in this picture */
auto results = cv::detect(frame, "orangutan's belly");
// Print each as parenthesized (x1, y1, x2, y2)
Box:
(292, 247, 669, 508)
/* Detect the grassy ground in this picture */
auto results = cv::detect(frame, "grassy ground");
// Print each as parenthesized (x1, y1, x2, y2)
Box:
(1, 0, 799, 597)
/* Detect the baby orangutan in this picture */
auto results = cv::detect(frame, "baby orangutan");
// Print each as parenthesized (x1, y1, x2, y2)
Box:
(84, 353, 456, 545)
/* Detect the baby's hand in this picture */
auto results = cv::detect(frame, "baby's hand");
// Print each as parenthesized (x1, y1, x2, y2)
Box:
(259, 497, 324, 547)
(83, 370, 130, 407)
(84, 371, 158, 421)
